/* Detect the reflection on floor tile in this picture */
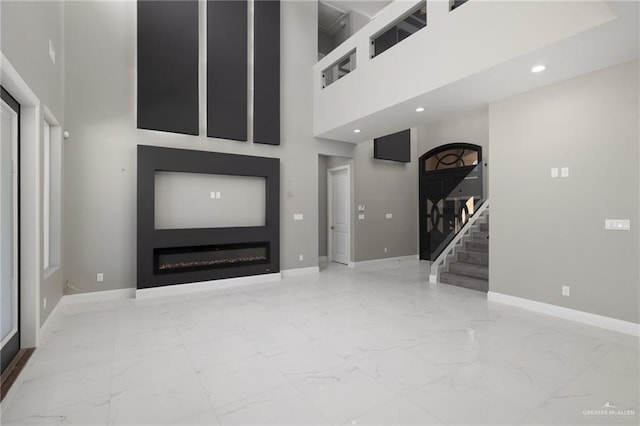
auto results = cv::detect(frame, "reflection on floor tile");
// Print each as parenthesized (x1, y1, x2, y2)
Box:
(1, 261, 637, 425)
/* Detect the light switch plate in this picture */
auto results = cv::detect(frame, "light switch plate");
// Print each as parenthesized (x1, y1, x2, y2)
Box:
(358, 213, 365, 220)
(216, 192, 221, 199)
(561, 167, 569, 178)
(97, 273, 104, 282)
(605, 219, 630, 230)
(210, 192, 216, 199)
(551, 168, 559, 178)
(385, 213, 392, 219)
(562, 285, 570, 296)
(293, 213, 303, 221)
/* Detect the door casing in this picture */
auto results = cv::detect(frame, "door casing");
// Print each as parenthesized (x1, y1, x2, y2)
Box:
(327, 165, 351, 265)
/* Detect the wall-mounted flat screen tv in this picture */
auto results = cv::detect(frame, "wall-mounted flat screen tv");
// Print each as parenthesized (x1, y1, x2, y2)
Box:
(374, 129, 411, 163)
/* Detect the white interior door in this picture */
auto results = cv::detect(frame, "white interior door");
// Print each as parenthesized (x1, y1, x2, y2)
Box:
(1, 92, 20, 372)
(328, 166, 350, 265)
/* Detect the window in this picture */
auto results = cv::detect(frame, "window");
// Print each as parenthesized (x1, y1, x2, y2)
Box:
(321, 49, 357, 88)
(371, 2, 426, 58)
(450, 0, 469, 12)
(43, 119, 62, 272)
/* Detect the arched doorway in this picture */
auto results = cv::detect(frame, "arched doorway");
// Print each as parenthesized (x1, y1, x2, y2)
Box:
(419, 143, 483, 261)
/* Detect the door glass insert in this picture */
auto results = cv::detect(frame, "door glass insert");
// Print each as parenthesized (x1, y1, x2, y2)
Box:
(1, 89, 19, 373)
(420, 144, 483, 261)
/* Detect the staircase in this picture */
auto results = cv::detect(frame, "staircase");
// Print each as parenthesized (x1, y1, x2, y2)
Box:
(439, 211, 489, 292)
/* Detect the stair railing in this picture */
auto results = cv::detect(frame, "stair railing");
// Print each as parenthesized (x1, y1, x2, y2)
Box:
(429, 199, 490, 283)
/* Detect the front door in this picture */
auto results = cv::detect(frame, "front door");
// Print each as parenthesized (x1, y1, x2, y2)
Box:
(0, 87, 20, 374)
(328, 166, 349, 265)
(419, 144, 483, 261)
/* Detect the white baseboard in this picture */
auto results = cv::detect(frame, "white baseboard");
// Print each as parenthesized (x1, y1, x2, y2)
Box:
(488, 291, 640, 337)
(350, 255, 419, 268)
(136, 273, 282, 299)
(39, 296, 65, 339)
(61, 288, 135, 304)
(281, 266, 320, 277)
(318, 256, 328, 262)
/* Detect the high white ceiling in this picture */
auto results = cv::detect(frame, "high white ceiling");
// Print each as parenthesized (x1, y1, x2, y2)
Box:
(323, 0, 393, 19)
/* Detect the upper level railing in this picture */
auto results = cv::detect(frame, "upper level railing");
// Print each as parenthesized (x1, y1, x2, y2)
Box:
(322, 49, 356, 88)
(313, 0, 614, 142)
(370, 2, 426, 59)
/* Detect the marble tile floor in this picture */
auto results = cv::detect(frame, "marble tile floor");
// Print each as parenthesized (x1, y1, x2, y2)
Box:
(1, 260, 638, 425)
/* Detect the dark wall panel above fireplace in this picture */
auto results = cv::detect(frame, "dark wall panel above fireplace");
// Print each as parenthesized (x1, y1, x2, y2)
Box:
(207, 0, 248, 142)
(137, 146, 280, 289)
(137, 0, 199, 135)
(253, 0, 280, 145)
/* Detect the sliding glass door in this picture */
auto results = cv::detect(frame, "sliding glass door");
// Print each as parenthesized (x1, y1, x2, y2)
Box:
(1, 87, 20, 373)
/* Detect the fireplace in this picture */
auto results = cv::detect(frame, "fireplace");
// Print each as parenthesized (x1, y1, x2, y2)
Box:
(154, 243, 270, 274)
(137, 145, 279, 289)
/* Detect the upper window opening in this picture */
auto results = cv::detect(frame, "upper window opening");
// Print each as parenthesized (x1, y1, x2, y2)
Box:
(371, 2, 426, 58)
(322, 49, 357, 88)
(450, 0, 469, 12)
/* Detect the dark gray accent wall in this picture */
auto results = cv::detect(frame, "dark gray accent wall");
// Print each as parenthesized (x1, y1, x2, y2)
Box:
(253, 0, 280, 145)
(137, 0, 199, 135)
(374, 129, 411, 162)
(137, 146, 280, 288)
(207, 0, 248, 141)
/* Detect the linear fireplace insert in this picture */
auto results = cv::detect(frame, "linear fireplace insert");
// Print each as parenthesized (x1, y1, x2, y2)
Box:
(137, 146, 280, 289)
(154, 242, 270, 274)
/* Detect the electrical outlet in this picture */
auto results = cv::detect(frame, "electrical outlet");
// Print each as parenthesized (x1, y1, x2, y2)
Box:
(562, 285, 570, 296)
(97, 273, 104, 282)
(561, 167, 569, 178)
(43, 298, 47, 311)
(551, 167, 559, 178)
(210, 191, 216, 199)
(299, 254, 304, 261)
(384, 247, 388, 253)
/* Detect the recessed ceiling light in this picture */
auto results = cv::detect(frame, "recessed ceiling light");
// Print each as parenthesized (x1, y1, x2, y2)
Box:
(353, 129, 361, 133)
(416, 107, 425, 112)
(531, 65, 546, 73)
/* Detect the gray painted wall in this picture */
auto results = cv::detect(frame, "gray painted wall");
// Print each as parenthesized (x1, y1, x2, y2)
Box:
(154, 172, 266, 229)
(1, 0, 65, 119)
(489, 60, 639, 324)
(63, 0, 353, 294)
(1, 0, 65, 325)
(418, 106, 490, 196)
(352, 131, 418, 262)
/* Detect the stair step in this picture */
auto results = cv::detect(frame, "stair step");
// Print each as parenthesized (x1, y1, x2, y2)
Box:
(472, 231, 489, 240)
(457, 250, 488, 266)
(440, 272, 488, 292)
(448, 261, 488, 280)
(464, 240, 489, 253)
(479, 222, 489, 232)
